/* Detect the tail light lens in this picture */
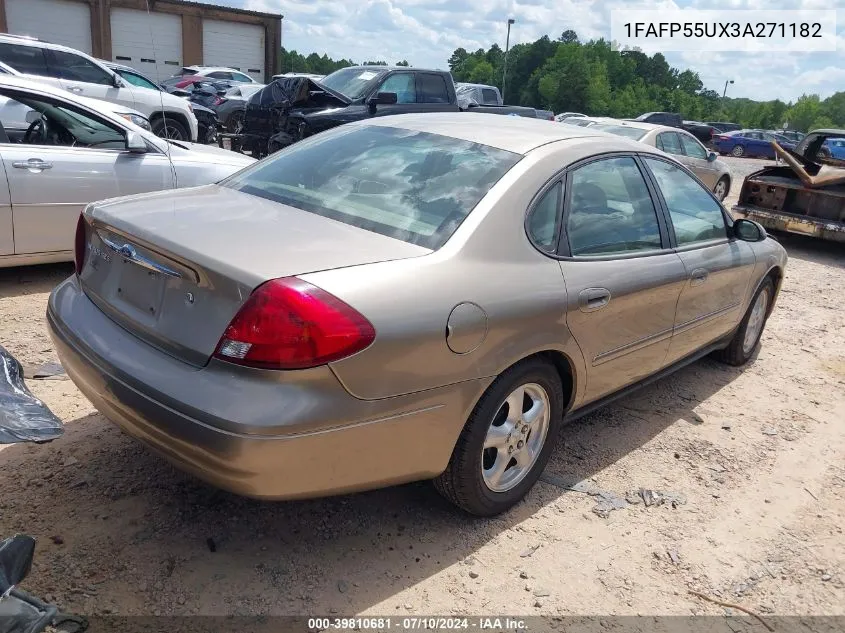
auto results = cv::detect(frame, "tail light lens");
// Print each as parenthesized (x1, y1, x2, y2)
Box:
(716, 135, 730, 141)
(213, 97, 226, 106)
(214, 278, 375, 370)
(73, 213, 87, 275)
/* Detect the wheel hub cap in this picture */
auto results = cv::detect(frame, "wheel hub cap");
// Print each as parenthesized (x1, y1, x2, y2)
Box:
(481, 383, 551, 493)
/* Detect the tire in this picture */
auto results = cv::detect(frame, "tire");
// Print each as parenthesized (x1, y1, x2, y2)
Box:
(713, 277, 774, 366)
(713, 176, 730, 202)
(434, 358, 564, 516)
(731, 145, 745, 158)
(151, 116, 188, 141)
(228, 110, 245, 134)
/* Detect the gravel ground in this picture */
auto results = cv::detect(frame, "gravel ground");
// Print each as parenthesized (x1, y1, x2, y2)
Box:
(720, 155, 776, 209)
(0, 176, 843, 619)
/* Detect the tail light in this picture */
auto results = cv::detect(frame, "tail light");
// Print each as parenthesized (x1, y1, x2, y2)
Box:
(214, 278, 375, 370)
(716, 135, 730, 141)
(73, 213, 87, 275)
(213, 97, 226, 106)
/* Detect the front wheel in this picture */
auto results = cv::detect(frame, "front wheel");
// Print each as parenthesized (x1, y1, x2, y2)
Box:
(151, 116, 188, 141)
(713, 277, 774, 366)
(434, 358, 564, 516)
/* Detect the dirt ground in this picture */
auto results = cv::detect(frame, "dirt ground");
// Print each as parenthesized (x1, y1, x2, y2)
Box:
(0, 155, 843, 618)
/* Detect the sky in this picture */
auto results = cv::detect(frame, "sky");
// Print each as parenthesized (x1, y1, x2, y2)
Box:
(201, 0, 845, 103)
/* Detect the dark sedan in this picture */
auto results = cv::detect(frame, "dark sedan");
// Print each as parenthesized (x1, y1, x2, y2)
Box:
(212, 83, 265, 133)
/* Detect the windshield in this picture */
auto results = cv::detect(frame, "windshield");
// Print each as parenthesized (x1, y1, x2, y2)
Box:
(222, 125, 521, 249)
(591, 124, 648, 141)
(319, 67, 387, 100)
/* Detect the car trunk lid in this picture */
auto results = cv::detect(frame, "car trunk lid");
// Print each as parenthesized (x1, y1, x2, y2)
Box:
(79, 185, 430, 367)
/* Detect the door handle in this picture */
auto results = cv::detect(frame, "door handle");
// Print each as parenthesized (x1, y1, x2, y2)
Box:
(13, 159, 53, 172)
(579, 287, 611, 312)
(690, 268, 709, 286)
(69, 87, 83, 93)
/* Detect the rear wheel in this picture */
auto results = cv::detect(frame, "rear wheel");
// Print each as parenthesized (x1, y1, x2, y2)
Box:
(731, 145, 745, 158)
(152, 116, 188, 141)
(713, 176, 729, 201)
(713, 277, 774, 366)
(434, 358, 563, 516)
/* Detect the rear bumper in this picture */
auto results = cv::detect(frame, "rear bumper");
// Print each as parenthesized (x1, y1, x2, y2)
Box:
(47, 276, 487, 500)
(732, 205, 845, 243)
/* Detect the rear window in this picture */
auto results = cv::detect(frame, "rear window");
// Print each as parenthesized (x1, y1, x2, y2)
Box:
(592, 124, 648, 141)
(223, 125, 521, 249)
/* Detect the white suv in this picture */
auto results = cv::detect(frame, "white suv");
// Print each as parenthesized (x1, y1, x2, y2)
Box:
(0, 34, 198, 141)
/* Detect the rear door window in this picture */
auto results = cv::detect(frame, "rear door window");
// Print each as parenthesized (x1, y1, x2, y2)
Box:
(416, 73, 449, 104)
(565, 157, 663, 256)
(481, 88, 499, 105)
(657, 132, 683, 156)
(0, 43, 50, 77)
(47, 50, 113, 85)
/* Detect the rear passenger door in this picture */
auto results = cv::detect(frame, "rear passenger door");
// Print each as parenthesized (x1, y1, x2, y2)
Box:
(556, 155, 688, 403)
(641, 156, 756, 363)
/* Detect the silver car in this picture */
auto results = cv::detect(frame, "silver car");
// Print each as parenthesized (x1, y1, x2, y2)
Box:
(0, 76, 254, 268)
(590, 121, 732, 201)
(48, 114, 787, 516)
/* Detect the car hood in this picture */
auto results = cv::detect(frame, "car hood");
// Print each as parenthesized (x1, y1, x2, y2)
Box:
(166, 141, 255, 168)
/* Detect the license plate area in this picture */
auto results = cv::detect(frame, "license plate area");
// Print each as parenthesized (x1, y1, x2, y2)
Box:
(114, 260, 167, 322)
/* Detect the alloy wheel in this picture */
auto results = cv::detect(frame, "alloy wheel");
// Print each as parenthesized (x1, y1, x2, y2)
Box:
(742, 286, 770, 354)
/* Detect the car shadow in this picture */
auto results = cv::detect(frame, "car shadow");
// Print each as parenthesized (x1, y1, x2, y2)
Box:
(0, 352, 747, 615)
(771, 232, 844, 269)
(0, 262, 73, 299)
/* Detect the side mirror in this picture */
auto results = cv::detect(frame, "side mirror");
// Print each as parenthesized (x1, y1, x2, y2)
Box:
(0, 535, 36, 594)
(707, 151, 718, 162)
(112, 74, 123, 88)
(125, 131, 147, 153)
(733, 218, 767, 242)
(369, 92, 398, 105)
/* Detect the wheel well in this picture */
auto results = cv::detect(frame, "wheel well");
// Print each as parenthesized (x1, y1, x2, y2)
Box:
(766, 266, 784, 315)
(531, 350, 576, 412)
(149, 110, 190, 132)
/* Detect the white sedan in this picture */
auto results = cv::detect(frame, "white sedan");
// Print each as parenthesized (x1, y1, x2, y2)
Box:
(0, 76, 254, 269)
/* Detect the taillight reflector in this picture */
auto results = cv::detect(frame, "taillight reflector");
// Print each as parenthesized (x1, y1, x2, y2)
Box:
(74, 214, 87, 275)
(214, 278, 375, 370)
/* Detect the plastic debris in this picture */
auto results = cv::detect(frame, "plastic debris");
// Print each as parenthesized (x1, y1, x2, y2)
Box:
(0, 346, 64, 444)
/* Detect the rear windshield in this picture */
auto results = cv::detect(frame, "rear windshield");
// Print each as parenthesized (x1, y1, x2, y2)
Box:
(222, 125, 521, 250)
(591, 124, 648, 140)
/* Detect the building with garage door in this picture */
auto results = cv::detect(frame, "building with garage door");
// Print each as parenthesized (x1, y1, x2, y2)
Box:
(0, 0, 282, 83)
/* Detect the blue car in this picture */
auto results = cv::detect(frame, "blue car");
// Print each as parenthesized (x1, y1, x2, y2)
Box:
(820, 137, 845, 159)
(714, 129, 796, 158)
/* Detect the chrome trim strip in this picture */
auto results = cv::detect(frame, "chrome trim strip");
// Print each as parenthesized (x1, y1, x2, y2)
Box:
(100, 235, 182, 278)
(674, 302, 741, 335)
(593, 325, 674, 366)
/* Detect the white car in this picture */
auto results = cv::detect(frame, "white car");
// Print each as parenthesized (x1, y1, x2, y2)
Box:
(178, 66, 258, 83)
(0, 75, 254, 268)
(0, 34, 198, 141)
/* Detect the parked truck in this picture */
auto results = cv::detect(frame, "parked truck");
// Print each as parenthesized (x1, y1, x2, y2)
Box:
(234, 67, 538, 156)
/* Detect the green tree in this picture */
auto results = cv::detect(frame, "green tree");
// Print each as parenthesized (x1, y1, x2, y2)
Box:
(467, 60, 495, 85)
(396, 60, 410, 67)
(559, 29, 579, 43)
(809, 115, 835, 131)
(786, 95, 822, 132)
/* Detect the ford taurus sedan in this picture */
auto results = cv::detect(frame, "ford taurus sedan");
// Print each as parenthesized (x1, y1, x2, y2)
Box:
(48, 114, 787, 516)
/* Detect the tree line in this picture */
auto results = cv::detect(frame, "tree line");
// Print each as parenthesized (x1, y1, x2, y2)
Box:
(281, 37, 842, 132)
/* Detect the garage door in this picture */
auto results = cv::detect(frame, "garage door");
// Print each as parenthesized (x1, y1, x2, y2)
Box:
(110, 8, 182, 84)
(202, 20, 264, 81)
(6, 0, 92, 54)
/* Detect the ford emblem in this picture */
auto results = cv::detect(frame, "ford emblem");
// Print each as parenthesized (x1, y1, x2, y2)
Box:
(119, 244, 136, 259)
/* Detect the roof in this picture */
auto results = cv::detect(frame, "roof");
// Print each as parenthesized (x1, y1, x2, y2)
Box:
(351, 65, 443, 72)
(158, 0, 282, 19)
(361, 112, 641, 154)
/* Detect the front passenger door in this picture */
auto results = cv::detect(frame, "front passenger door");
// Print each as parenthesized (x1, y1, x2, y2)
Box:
(559, 156, 688, 403)
(642, 157, 757, 363)
(370, 72, 420, 116)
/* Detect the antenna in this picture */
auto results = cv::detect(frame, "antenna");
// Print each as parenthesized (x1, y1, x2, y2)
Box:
(144, 0, 177, 180)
